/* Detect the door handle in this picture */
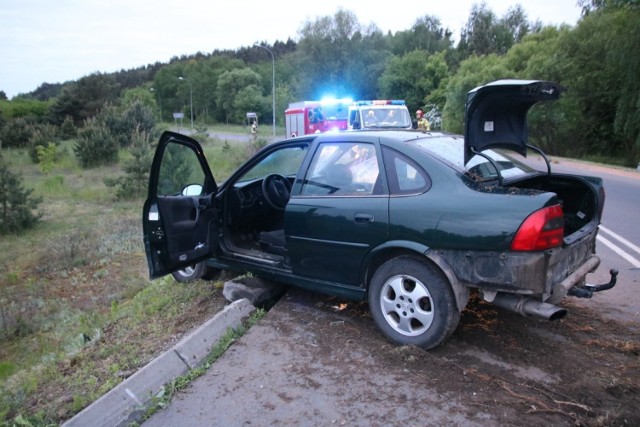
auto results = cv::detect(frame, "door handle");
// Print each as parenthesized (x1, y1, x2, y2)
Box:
(355, 213, 374, 223)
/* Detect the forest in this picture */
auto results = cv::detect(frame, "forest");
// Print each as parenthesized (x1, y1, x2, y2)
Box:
(1, 0, 639, 166)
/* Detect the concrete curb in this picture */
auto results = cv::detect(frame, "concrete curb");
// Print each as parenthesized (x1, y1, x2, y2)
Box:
(62, 298, 256, 427)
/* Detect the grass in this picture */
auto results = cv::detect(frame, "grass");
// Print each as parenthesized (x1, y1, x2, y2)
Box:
(0, 132, 257, 425)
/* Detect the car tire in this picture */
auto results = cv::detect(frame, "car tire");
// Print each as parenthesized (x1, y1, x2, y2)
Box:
(171, 261, 218, 283)
(368, 256, 460, 350)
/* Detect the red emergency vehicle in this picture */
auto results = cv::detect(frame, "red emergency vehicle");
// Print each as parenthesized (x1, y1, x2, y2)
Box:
(284, 98, 351, 138)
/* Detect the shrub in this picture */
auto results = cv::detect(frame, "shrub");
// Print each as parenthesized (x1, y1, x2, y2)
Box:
(101, 101, 155, 148)
(28, 124, 59, 163)
(59, 115, 77, 139)
(0, 155, 43, 235)
(74, 117, 119, 168)
(0, 118, 32, 149)
(35, 143, 57, 174)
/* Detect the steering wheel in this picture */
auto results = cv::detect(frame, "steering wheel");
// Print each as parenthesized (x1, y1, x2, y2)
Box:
(262, 174, 292, 210)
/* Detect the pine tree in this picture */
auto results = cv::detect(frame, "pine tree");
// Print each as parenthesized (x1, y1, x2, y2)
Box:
(0, 156, 43, 235)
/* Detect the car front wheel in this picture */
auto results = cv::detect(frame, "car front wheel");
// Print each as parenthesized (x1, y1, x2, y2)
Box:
(171, 261, 218, 283)
(368, 256, 460, 350)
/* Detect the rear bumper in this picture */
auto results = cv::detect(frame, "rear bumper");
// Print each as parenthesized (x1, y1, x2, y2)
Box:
(548, 255, 600, 304)
(436, 228, 599, 300)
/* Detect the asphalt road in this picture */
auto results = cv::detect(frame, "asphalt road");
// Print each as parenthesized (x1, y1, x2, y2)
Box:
(537, 157, 640, 323)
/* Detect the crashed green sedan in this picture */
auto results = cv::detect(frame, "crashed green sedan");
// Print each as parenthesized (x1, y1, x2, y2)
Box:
(143, 80, 616, 349)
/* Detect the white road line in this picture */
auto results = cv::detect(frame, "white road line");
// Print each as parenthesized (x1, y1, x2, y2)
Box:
(597, 235, 640, 269)
(599, 225, 640, 256)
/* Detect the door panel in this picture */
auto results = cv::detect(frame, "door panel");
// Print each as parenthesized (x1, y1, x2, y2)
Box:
(286, 140, 389, 286)
(287, 197, 389, 285)
(143, 132, 217, 278)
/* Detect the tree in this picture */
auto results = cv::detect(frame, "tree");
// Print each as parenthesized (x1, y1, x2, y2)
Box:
(105, 129, 154, 200)
(458, 3, 535, 58)
(0, 155, 42, 235)
(390, 15, 453, 55)
(441, 54, 513, 134)
(553, 7, 640, 162)
(378, 50, 432, 112)
(74, 117, 119, 168)
(293, 9, 391, 100)
(48, 73, 119, 126)
(216, 68, 263, 123)
(0, 117, 32, 149)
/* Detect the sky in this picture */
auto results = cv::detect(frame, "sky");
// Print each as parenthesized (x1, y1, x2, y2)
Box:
(0, 0, 583, 99)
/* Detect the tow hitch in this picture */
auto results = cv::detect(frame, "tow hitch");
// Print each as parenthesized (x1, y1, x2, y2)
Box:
(568, 269, 618, 298)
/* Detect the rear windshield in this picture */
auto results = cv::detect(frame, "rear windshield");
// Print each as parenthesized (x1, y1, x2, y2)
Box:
(411, 135, 535, 182)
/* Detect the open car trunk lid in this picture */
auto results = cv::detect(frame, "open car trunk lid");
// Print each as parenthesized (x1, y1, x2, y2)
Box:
(464, 80, 565, 165)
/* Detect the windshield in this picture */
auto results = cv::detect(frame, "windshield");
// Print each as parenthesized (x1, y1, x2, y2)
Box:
(237, 145, 309, 184)
(362, 107, 412, 129)
(411, 135, 536, 182)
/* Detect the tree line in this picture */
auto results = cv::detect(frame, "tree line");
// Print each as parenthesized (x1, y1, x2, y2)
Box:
(1, 0, 638, 166)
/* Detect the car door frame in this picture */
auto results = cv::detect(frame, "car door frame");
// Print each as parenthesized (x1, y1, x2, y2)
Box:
(143, 131, 217, 279)
(287, 134, 390, 286)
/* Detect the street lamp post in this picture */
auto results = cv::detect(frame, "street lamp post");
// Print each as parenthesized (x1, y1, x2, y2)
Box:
(253, 44, 275, 136)
(178, 76, 193, 129)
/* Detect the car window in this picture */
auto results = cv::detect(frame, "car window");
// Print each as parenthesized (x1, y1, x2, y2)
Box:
(158, 143, 205, 196)
(301, 142, 381, 196)
(237, 145, 308, 183)
(411, 135, 534, 182)
(382, 147, 431, 195)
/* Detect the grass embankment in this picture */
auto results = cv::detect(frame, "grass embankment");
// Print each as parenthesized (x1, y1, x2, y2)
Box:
(0, 129, 264, 425)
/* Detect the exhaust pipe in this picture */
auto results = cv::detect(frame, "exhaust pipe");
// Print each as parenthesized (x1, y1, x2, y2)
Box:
(490, 293, 567, 321)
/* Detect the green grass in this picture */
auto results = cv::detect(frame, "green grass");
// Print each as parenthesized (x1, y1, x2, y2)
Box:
(0, 132, 256, 425)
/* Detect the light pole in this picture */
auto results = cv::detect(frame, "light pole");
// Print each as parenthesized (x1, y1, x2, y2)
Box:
(178, 76, 193, 129)
(253, 44, 275, 136)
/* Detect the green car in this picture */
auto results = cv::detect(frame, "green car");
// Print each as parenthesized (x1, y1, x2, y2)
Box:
(143, 80, 616, 349)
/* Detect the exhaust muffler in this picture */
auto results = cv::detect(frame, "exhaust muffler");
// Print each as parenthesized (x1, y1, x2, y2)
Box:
(490, 292, 567, 321)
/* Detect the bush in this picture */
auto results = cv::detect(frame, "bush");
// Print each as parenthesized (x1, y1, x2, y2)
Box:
(59, 115, 77, 139)
(74, 117, 119, 168)
(0, 155, 43, 235)
(35, 143, 57, 174)
(28, 124, 59, 163)
(101, 101, 155, 148)
(0, 118, 32, 149)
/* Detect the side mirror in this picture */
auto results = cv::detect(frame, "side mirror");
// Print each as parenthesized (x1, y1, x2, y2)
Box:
(182, 184, 203, 196)
(352, 121, 361, 130)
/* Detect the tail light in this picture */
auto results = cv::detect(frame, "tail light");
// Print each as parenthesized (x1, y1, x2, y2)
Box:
(511, 205, 564, 251)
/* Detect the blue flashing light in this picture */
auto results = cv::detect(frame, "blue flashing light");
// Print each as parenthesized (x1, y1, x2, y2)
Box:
(321, 97, 353, 106)
(353, 99, 406, 106)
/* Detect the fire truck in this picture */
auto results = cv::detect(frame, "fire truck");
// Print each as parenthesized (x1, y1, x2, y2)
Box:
(347, 100, 412, 130)
(284, 98, 351, 138)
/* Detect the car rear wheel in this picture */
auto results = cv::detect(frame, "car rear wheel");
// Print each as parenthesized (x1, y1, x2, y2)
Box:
(171, 261, 218, 283)
(368, 256, 460, 350)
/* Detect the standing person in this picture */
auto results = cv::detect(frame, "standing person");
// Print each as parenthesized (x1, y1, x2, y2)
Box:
(251, 120, 258, 141)
(415, 110, 431, 131)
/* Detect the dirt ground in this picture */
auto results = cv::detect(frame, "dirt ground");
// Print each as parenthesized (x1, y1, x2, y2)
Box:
(144, 284, 639, 427)
(306, 291, 640, 426)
